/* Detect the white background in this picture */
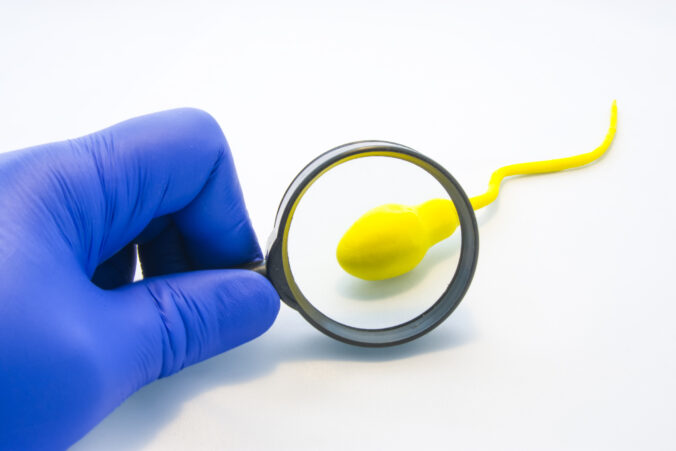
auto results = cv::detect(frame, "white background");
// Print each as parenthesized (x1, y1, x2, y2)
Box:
(1, 1, 675, 450)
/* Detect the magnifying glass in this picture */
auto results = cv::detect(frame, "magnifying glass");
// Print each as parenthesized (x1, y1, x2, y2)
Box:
(248, 141, 479, 347)
(247, 101, 617, 348)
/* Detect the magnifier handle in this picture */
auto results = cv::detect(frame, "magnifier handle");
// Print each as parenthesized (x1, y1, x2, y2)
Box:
(236, 257, 302, 311)
(236, 259, 267, 277)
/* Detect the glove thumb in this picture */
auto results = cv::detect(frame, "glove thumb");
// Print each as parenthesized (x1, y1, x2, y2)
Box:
(114, 269, 279, 382)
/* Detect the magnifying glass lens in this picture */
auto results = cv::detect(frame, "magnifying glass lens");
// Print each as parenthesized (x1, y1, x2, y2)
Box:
(287, 155, 462, 330)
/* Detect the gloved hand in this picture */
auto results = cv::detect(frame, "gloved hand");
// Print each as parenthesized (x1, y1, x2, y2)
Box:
(0, 109, 280, 450)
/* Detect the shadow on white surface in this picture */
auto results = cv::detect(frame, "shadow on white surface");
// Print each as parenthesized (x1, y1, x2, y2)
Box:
(73, 306, 477, 450)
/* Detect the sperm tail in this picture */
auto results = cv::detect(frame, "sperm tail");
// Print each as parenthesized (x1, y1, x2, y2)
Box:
(469, 100, 618, 211)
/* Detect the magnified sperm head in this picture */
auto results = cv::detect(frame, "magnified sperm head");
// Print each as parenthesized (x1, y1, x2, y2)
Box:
(336, 199, 459, 280)
(337, 101, 618, 281)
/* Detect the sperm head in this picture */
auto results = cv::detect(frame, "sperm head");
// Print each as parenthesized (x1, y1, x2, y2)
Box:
(336, 199, 459, 281)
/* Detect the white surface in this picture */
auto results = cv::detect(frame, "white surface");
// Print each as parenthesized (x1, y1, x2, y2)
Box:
(1, 1, 675, 450)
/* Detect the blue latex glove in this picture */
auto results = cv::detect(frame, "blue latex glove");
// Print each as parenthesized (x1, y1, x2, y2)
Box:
(0, 109, 280, 450)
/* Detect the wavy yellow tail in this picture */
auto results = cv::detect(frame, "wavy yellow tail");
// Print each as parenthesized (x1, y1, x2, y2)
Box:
(470, 100, 618, 210)
(337, 101, 618, 280)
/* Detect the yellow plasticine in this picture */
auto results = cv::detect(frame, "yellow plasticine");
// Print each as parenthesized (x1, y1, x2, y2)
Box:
(336, 199, 460, 281)
(337, 101, 618, 281)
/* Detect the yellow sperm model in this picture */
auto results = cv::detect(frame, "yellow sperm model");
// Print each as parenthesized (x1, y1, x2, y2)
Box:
(337, 101, 618, 281)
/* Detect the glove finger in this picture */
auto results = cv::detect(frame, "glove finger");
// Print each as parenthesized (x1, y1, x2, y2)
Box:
(170, 140, 262, 269)
(115, 269, 279, 380)
(21, 108, 261, 276)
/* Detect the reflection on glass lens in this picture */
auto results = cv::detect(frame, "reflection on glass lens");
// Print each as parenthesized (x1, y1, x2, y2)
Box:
(287, 155, 462, 329)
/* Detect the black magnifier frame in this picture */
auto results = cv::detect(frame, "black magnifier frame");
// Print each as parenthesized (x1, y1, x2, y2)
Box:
(254, 141, 479, 347)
